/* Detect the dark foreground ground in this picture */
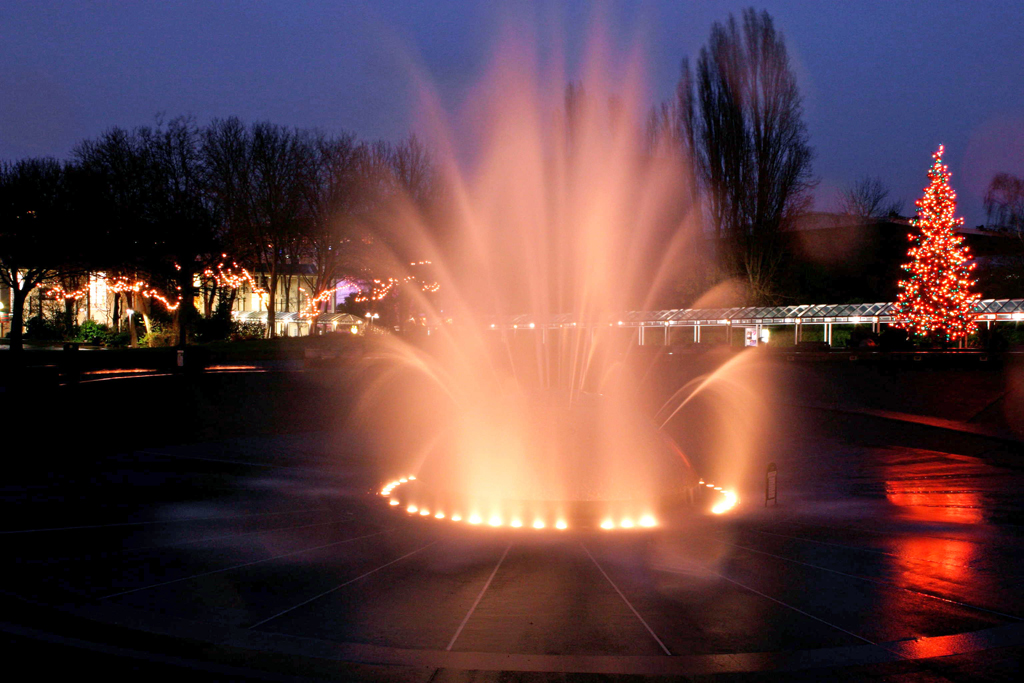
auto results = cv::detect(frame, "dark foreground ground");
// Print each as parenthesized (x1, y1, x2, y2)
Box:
(3, 358, 1024, 681)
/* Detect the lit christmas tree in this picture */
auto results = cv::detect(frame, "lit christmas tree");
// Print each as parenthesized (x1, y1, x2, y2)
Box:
(894, 145, 980, 342)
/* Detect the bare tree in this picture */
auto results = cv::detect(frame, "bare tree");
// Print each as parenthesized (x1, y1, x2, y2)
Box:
(298, 132, 369, 333)
(0, 158, 70, 352)
(676, 8, 815, 303)
(76, 118, 216, 346)
(252, 124, 310, 337)
(646, 66, 695, 165)
(203, 119, 308, 338)
(141, 117, 217, 345)
(389, 135, 437, 207)
(837, 176, 903, 220)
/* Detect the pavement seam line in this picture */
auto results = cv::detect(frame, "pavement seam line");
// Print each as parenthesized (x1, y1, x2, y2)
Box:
(689, 566, 878, 647)
(581, 542, 672, 656)
(0, 507, 332, 535)
(446, 543, 511, 651)
(21, 516, 359, 568)
(0, 620, 313, 682)
(747, 527, 904, 558)
(249, 540, 439, 630)
(110, 516, 359, 557)
(100, 529, 392, 599)
(138, 449, 327, 474)
(715, 537, 1022, 621)
(165, 515, 357, 549)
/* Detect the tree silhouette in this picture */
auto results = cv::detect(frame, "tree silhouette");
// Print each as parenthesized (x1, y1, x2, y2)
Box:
(671, 8, 815, 303)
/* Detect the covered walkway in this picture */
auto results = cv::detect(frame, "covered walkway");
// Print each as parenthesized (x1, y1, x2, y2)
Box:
(232, 311, 365, 337)
(493, 299, 1024, 346)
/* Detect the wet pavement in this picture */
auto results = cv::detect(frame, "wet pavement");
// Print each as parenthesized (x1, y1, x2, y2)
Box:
(4, 410, 1024, 681)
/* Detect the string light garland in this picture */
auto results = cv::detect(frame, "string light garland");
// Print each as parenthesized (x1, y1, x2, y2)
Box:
(298, 284, 348, 317)
(353, 276, 441, 303)
(893, 145, 980, 342)
(106, 276, 183, 312)
(202, 259, 268, 306)
(45, 283, 90, 301)
(46, 275, 183, 312)
(43, 254, 438, 316)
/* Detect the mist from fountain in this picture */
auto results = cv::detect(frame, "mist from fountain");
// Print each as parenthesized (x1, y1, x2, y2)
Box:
(352, 29, 771, 528)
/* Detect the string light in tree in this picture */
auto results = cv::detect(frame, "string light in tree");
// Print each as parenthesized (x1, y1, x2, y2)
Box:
(143, 287, 183, 312)
(45, 283, 90, 300)
(353, 276, 441, 303)
(43, 254, 438, 316)
(893, 145, 980, 342)
(46, 275, 183, 312)
(298, 284, 349, 318)
(202, 259, 268, 307)
(106, 276, 184, 312)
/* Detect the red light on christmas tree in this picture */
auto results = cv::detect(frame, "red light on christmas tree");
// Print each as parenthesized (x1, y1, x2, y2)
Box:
(894, 145, 980, 342)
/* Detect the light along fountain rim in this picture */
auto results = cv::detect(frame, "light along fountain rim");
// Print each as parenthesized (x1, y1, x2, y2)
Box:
(378, 474, 740, 527)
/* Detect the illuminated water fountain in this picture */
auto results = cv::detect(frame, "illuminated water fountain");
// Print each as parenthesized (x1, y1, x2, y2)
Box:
(372, 386, 746, 529)
(356, 33, 760, 532)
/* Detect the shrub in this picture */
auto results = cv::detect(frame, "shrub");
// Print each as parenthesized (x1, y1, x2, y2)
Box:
(194, 301, 235, 343)
(24, 315, 63, 340)
(141, 330, 178, 347)
(107, 331, 132, 348)
(230, 320, 266, 340)
(74, 320, 112, 345)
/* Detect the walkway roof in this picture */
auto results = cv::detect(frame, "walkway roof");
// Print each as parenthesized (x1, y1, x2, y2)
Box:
(232, 300, 1024, 328)
(232, 311, 365, 325)
(498, 299, 1024, 328)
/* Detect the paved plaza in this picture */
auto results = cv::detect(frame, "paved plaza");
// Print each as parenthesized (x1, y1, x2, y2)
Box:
(4, 402, 1024, 681)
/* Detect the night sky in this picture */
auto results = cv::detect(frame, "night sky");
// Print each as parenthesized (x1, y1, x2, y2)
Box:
(2, 1, 1023, 225)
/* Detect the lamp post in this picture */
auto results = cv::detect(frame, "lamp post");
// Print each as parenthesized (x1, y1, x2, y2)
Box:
(126, 308, 136, 347)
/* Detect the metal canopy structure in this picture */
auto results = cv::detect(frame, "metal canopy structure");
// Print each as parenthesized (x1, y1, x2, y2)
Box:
(233, 301, 1024, 343)
(233, 311, 365, 325)
(232, 310, 366, 337)
(493, 299, 1024, 346)
(496, 299, 1024, 329)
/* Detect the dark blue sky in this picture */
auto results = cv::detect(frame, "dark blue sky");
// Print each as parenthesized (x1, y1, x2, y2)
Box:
(2, 1, 1023, 224)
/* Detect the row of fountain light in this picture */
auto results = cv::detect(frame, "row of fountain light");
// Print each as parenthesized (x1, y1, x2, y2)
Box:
(701, 480, 739, 514)
(379, 476, 738, 527)
(379, 477, 629, 529)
